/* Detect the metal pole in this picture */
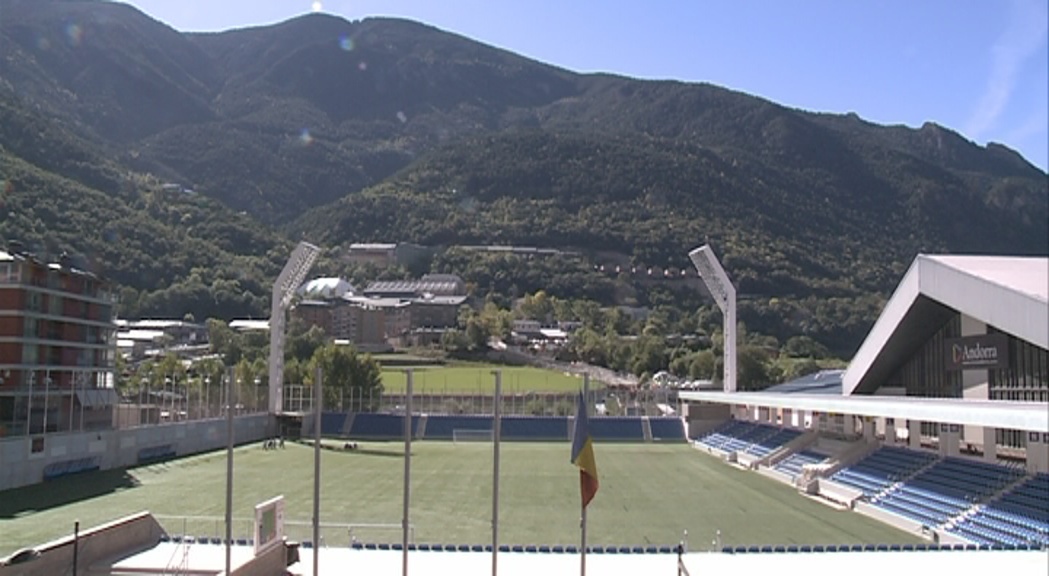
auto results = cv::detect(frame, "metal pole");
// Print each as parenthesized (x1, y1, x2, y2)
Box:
(580, 373, 589, 576)
(224, 367, 234, 575)
(402, 369, 413, 576)
(72, 520, 79, 576)
(43, 369, 49, 434)
(491, 370, 502, 576)
(69, 372, 75, 432)
(313, 365, 322, 576)
(25, 371, 33, 435)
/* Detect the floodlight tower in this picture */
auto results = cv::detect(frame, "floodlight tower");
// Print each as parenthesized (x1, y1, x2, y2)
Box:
(688, 245, 737, 393)
(269, 241, 321, 414)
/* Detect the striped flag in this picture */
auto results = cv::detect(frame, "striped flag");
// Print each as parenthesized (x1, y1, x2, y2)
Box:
(570, 391, 599, 508)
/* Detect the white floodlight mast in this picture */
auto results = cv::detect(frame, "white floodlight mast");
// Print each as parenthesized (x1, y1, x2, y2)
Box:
(688, 245, 737, 393)
(269, 241, 321, 414)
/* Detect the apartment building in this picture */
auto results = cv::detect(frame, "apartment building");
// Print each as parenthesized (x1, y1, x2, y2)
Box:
(0, 248, 118, 437)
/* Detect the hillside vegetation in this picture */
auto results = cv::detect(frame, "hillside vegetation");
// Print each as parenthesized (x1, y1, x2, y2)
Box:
(0, 0, 1045, 355)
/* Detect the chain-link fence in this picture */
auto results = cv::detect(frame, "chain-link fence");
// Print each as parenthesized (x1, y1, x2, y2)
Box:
(283, 385, 681, 418)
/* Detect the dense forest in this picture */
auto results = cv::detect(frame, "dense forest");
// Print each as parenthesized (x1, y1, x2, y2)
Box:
(0, 0, 1046, 361)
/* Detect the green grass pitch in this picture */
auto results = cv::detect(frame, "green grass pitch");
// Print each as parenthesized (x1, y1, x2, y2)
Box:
(0, 442, 919, 556)
(380, 363, 585, 394)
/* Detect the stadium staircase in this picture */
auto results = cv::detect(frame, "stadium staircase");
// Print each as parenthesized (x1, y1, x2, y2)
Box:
(828, 446, 938, 498)
(871, 456, 1026, 529)
(773, 450, 826, 481)
(641, 416, 653, 442)
(946, 472, 1049, 546)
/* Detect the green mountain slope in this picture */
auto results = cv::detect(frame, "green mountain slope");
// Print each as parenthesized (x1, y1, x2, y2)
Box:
(0, 0, 1046, 353)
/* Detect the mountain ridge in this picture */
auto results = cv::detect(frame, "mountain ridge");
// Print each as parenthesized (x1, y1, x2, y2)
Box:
(0, 0, 1046, 352)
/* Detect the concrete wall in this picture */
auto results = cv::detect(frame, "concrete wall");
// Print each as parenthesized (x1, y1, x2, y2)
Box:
(0, 414, 272, 491)
(0, 512, 163, 576)
(684, 402, 731, 439)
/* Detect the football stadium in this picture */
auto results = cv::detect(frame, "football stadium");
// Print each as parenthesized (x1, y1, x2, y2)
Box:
(1, 251, 1047, 575)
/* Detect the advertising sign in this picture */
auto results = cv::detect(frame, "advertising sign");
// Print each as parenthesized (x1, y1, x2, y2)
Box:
(945, 334, 1009, 371)
(254, 495, 285, 555)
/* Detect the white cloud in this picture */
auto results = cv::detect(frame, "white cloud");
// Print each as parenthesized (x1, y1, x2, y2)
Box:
(964, 0, 1048, 140)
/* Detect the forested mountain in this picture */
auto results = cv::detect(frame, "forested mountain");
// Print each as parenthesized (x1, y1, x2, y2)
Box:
(0, 0, 1045, 354)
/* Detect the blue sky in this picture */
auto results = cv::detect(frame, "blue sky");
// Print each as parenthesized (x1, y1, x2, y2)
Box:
(119, 0, 1047, 171)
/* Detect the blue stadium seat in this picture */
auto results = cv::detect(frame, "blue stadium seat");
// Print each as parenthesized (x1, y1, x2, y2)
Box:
(499, 545, 511, 552)
(565, 546, 578, 553)
(552, 545, 565, 553)
(417, 544, 430, 551)
(471, 544, 484, 552)
(364, 543, 377, 550)
(538, 545, 551, 553)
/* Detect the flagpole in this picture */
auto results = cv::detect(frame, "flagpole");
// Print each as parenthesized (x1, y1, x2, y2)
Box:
(580, 373, 589, 576)
(491, 370, 502, 576)
(402, 369, 414, 576)
(313, 365, 322, 576)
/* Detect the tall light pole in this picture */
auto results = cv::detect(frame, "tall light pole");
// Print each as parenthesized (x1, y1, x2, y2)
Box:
(268, 242, 321, 415)
(688, 245, 737, 393)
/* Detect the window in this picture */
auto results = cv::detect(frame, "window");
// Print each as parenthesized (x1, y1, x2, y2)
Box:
(22, 345, 38, 365)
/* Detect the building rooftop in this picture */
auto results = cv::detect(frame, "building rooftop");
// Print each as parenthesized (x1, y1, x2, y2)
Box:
(761, 370, 844, 395)
(344, 295, 410, 309)
(844, 254, 1049, 395)
(229, 319, 270, 332)
(298, 277, 355, 299)
(365, 279, 465, 296)
(925, 255, 1048, 303)
(349, 243, 397, 250)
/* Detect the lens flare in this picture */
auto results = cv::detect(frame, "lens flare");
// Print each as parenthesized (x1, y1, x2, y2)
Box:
(65, 23, 83, 46)
(338, 35, 354, 51)
(396, 111, 407, 123)
(311, 1, 323, 13)
(358, 61, 368, 71)
(299, 128, 314, 146)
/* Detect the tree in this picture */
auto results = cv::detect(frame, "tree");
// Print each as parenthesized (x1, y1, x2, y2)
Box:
(286, 320, 328, 364)
(309, 344, 383, 410)
(737, 345, 773, 391)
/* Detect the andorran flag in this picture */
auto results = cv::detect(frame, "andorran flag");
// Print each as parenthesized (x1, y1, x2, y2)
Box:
(570, 391, 599, 508)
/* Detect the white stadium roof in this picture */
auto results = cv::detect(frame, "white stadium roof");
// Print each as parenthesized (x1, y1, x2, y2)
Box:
(678, 390, 1049, 433)
(844, 254, 1048, 395)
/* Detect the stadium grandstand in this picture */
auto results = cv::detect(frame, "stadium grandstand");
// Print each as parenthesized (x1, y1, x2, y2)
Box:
(682, 254, 1049, 549)
(2, 253, 1047, 574)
